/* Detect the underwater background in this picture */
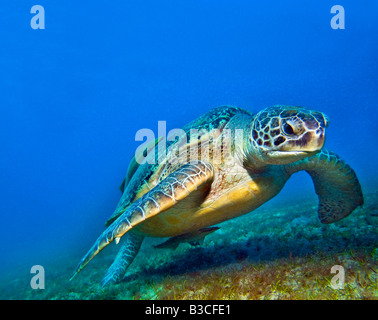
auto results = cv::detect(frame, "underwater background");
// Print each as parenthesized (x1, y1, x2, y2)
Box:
(0, 1, 377, 299)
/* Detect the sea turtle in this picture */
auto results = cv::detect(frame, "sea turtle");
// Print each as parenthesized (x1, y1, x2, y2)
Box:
(71, 105, 363, 286)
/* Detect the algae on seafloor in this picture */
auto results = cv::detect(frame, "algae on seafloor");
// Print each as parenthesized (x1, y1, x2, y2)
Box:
(2, 191, 377, 300)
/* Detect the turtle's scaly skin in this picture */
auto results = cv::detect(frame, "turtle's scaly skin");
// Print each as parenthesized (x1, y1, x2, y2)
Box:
(250, 106, 328, 151)
(286, 149, 363, 223)
(101, 232, 143, 287)
(71, 105, 363, 284)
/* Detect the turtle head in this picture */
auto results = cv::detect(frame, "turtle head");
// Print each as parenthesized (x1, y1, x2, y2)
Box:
(248, 105, 329, 165)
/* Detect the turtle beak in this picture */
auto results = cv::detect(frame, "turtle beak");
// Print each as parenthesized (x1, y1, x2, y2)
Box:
(315, 127, 325, 148)
(281, 127, 325, 153)
(300, 127, 325, 152)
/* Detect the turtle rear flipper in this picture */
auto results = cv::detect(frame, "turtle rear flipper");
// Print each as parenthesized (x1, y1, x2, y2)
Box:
(154, 227, 220, 250)
(101, 232, 144, 286)
(70, 161, 214, 280)
(287, 149, 363, 224)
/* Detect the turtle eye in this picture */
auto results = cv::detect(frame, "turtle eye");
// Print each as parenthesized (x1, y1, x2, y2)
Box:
(283, 122, 295, 135)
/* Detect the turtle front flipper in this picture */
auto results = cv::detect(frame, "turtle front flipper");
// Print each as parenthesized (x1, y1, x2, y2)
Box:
(70, 161, 214, 280)
(286, 149, 363, 224)
(101, 232, 144, 286)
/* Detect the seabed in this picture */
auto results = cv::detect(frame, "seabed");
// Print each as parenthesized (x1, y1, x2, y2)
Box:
(1, 191, 377, 300)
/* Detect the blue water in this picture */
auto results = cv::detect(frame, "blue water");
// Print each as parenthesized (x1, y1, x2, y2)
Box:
(0, 0, 377, 289)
